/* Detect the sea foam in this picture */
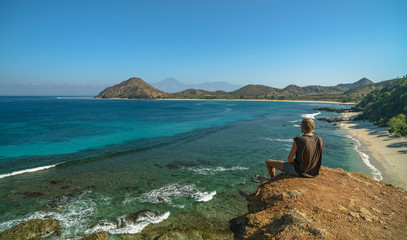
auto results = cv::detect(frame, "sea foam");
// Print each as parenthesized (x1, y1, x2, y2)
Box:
(301, 112, 321, 119)
(0, 163, 61, 179)
(85, 211, 170, 235)
(187, 166, 249, 175)
(288, 119, 301, 123)
(124, 183, 216, 206)
(264, 138, 293, 143)
(0, 191, 107, 238)
(346, 135, 383, 181)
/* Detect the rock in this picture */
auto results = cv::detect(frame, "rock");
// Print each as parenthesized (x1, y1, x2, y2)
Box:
(126, 209, 154, 222)
(317, 117, 351, 123)
(166, 162, 201, 170)
(166, 163, 184, 169)
(251, 175, 268, 183)
(238, 189, 248, 197)
(80, 231, 109, 240)
(154, 230, 203, 240)
(231, 166, 407, 239)
(21, 191, 44, 198)
(314, 107, 351, 113)
(0, 219, 61, 240)
(49, 179, 64, 184)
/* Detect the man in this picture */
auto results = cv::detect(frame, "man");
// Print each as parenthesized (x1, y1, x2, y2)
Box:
(266, 118, 323, 178)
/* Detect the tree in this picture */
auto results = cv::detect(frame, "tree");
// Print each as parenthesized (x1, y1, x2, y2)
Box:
(388, 114, 407, 137)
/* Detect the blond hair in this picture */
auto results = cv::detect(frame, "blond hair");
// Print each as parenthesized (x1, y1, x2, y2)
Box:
(301, 118, 315, 132)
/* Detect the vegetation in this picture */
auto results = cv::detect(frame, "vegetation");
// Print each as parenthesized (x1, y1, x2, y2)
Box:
(354, 76, 407, 137)
(165, 78, 378, 102)
(388, 114, 407, 137)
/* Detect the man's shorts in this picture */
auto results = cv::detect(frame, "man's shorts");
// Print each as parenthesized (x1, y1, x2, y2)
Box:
(283, 162, 300, 177)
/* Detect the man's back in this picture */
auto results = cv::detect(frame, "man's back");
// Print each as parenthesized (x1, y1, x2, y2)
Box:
(293, 135, 323, 177)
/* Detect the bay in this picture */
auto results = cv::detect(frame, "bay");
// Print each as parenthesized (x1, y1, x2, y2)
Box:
(0, 97, 373, 238)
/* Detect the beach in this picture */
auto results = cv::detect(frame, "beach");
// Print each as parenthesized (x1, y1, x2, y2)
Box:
(342, 113, 407, 190)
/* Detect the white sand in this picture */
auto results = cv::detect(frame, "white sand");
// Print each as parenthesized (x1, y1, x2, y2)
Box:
(342, 113, 407, 190)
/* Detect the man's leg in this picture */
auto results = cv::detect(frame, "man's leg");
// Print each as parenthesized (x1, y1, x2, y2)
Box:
(266, 159, 284, 178)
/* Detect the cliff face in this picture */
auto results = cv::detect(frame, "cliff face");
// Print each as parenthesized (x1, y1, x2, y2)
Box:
(230, 167, 407, 240)
(95, 78, 169, 99)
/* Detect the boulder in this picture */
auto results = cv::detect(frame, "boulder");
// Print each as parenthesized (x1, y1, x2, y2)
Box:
(80, 231, 109, 240)
(0, 219, 61, 240)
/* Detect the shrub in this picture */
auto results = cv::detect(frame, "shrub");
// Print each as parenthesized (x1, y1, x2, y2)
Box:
(388, 114, 407, 137)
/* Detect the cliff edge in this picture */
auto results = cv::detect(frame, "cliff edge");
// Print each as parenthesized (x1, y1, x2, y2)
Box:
(230, 167, 407, 240)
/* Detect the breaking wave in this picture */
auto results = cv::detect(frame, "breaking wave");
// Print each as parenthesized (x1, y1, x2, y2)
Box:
(264, 138, 293, 143)
(301, 112, 321, 119)
(288, 119, 301, 123)
(124, 183, 216, 206)
(85, 211, 170, 235)
(187, 166, 249, 175)
(346, 135, 383, 181)
(0, 191, 110, 238)
(0, 163, 62, 179)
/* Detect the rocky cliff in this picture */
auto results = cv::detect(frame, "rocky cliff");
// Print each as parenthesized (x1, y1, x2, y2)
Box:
(230, 167, 407, 240)
(95, 77, 169, 99)
(2, 167, 407, 239)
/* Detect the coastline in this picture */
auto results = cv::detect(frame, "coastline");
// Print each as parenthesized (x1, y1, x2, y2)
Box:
(342, 113, 407, 190)
(95, 97, 356, 105)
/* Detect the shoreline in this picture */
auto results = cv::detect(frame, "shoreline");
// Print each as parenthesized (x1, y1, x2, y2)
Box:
(95, 97, 356, 105)
(342, 113, 407, 190)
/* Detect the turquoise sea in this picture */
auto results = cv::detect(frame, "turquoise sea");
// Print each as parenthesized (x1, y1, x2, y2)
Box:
(0, 97, 377, 238)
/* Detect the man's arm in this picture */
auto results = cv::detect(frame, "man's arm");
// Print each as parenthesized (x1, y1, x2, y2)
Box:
(287, 141, 297, 163)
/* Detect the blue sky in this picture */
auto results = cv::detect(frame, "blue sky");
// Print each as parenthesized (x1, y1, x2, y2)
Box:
(0, 0, 406, 95)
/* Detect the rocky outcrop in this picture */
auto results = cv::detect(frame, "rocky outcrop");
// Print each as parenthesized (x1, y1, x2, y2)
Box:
(230, 167, 407, 240)
(317, 117, 351, 123)
(80, 231, 109, 240)
(95, 77, 169, 99)
(0, 219, 61, 240)
(0, 218, 109, 240)
(314, 107, 351, 113)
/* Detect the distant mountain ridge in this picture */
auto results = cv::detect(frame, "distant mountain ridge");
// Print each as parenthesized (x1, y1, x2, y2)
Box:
(95, 77, 400, 102)
(149, 78, 243, 93)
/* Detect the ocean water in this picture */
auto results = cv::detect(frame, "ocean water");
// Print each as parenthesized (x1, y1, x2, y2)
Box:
(0, 97, 377, 238)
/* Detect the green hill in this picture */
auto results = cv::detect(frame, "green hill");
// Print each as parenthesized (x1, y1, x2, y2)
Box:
(95, 78, 169, 99)
(354, 76, 407, 136)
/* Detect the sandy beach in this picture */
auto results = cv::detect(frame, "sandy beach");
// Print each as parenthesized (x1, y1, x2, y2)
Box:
(342, 113, 407, 190)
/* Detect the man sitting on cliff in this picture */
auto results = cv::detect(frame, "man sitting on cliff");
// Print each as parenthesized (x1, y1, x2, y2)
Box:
(266, 118, 323, 178)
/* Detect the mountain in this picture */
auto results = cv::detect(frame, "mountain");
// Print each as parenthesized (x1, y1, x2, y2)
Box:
(150, 78, 242, 93)
(233, 84, 279, 96)
(230, 78, 372, 101)
(95, 77, 169, 99)
(301, 85, 346, 94)
(230, 167, 407, 240)
(353, 77, 407, 133)
(95, 76, 400, 103)
(191, 81, 242, 92)
(344, 83, 376, 96)
(149, 78, 188, 93)
(337, 77, 374, 89)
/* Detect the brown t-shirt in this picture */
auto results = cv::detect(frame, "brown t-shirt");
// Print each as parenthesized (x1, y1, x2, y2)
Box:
(293, 135, 323, 178)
